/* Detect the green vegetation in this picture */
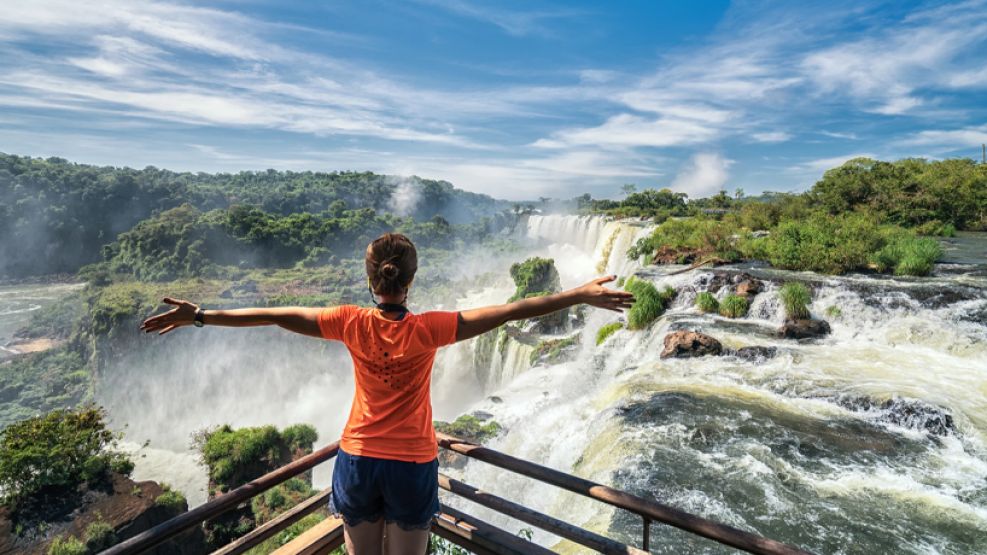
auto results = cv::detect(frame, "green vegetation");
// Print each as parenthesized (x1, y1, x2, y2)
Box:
(870, 234, 943, 276)
(250, 478, 315, 524)
(434, 414, 502, 443)
(695, 292, 719, 313)
(579, 188, 688, 220)
(595, 322, 624, 345)
(825, 305, 843, 318)
(611, 157, 987, 276)
(0, 347, 90, 427)
(48, 535, 87, 555)
(0, 407, 131, 510)
(245, 513, 326, 554)
(719, 295, 749, 318)
(0, 153, 510, 278)
(154, 489, 188, 512)
(196, 423, 317, 493)
(83, 519, 117, 552)
(529, 335, 578, 365)
(779, 283, 812, 320)
(508, 257, 561, 301)
(624, 277, 676, 330)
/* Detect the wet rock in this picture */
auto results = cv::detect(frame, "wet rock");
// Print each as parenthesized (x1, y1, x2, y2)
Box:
(830, 395, 955, 437)
(778, 319, 831, 339)
(488, 396, 503, 404)
(734, 278, 763, 298)
(730, 346, 778, 362)
(660, 331, 723, 359)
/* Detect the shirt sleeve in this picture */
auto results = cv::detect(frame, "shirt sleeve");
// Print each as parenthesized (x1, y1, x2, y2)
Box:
(318, 305, 356, 341)
(420, 311, 460, 348)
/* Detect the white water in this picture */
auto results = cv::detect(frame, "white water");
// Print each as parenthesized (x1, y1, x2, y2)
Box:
(435, 215, 987, 554)
(11, 214, 979, 553)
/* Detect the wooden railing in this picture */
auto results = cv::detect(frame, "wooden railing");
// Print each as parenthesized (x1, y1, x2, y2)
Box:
(98, 434, 815, 555)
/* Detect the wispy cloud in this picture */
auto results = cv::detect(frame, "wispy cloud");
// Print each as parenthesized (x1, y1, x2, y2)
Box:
(410, 0, 585, 36)
(671, 153, 732, 197)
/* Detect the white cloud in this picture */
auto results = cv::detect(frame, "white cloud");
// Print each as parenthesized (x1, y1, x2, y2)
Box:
(670, 153, 732, 197)
(548, 114, 719, 148)
(752, 131, 791, 143)
(900, 126, 987, 148)
(795, 153, 875, 172)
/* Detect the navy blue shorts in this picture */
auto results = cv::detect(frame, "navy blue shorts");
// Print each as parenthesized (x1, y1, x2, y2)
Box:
(328, 448, 440, 531)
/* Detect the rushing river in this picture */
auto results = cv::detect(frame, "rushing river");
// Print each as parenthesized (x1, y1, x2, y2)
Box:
(1, 216, 984, 554)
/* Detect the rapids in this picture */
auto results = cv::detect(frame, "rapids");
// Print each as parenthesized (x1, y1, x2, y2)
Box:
(2, 214, 984, 553)
(434, 214, 987, 554)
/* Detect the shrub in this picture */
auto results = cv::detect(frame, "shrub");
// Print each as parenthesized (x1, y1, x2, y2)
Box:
(84, 519, 117, 552)
(825, 305, 843, 318)
(595, 322, 624, 345)
(245, 513, 325, 554)
(434, 414, 502, 443)
(155, 489, 188, 512)
(766, 213, 883, 274)
(48, 535, 87, 555)
(779, 283, 811, 320)
(0, 407, 130, 509)
(199, 425, 282, 484)
(529, 335, 578, 365)
(695, 292, 719, 313)
(628, 218, 743, 262)
(508, 257, 561, 301)
(870, 234, 942, 276)
(719, 295, 748, 318)
(281, 424, 318, 453)
(624, 277, 676, 330)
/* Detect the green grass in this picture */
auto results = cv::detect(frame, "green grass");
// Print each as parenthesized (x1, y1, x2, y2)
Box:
(83, 520, 117, 552)
(825, 305, 843, 318)
(595, 322, 624, 345)
(695, 292, 719, 313)
(718, 295, 749, 318)
(154, 489, 188, 512)
(779, 282, 811, 320)
(624, 277, 676, 330)
(434, 414, 502, 443)
(529, 335, 578, 365)
(48, 535, 87, 555)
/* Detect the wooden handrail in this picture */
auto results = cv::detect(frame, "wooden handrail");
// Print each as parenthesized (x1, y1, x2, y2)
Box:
(211, 487, 333, 555)
(433, 504, 555, 555)
(99, 441, 339, 555)
(436, 432, 814, 555)
(438, 473, 647, 555)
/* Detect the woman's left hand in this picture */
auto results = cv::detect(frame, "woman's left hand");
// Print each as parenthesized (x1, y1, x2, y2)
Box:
(140, 297, 199, 335)
(575, 276, 635, 312)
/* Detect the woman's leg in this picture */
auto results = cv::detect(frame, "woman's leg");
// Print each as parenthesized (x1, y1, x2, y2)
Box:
(383, 523, 429, 555)
(344, 518, 385, 555)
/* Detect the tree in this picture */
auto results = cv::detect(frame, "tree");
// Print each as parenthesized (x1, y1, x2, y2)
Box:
(621, 184, 637, 197)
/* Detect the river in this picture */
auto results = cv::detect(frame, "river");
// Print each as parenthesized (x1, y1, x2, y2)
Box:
(1, 216, 984, 553)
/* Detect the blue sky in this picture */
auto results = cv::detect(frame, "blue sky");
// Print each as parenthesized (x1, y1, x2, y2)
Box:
(1, 0, 986, 200)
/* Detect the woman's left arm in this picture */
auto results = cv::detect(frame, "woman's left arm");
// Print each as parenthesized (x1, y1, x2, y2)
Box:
(140, 298, 324, 338)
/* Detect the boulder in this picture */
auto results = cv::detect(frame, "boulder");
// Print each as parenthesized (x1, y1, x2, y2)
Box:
(779, 319, 831, 339)
(734, 278, 763, 298)
(660, 331, 722, 359)
(731, 346, 778, 362)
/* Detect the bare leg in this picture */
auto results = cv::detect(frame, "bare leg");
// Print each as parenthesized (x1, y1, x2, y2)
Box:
(383, 522, 429, 555)
(344, 518, 384, 555)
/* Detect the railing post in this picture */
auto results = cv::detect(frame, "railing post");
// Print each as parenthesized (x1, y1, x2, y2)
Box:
(643, 516, 650, 551)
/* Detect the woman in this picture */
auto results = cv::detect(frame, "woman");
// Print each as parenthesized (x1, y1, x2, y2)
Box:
(140, 232, 634, 554)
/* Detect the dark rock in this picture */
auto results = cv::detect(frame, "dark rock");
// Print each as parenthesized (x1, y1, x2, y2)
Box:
(0, 474, 206, 555)
(779, 319, 831, 339)
(829, 395, 955, 437)
(219, 289, 233, 299)
(735, 278, 763, 298)
(660, 331, 723, 359)
(730, 346, 778, 362)
(488, 396, 503, 404)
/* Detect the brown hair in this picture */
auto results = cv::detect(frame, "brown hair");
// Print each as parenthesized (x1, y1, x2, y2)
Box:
(365, 233, 418, 297)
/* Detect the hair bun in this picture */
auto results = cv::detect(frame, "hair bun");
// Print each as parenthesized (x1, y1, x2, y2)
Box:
(380, 263, 400, 280)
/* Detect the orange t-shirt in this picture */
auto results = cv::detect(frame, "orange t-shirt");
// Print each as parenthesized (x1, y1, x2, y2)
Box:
(318, 305, 459, 463)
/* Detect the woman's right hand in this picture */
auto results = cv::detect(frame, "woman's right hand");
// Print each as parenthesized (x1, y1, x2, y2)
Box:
(140, 297, 199, 335)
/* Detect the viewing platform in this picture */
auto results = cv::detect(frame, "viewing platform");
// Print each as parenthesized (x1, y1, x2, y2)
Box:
(98, 433, 814, 555)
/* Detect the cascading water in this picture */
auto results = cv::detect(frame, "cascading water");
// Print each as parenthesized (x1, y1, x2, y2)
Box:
(8, 214, 981, 553)
(436, 214, 987, 554)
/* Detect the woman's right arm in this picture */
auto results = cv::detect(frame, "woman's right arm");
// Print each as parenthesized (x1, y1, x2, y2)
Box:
(140, 298, 324, 338)
(455, 276, 634, 342)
